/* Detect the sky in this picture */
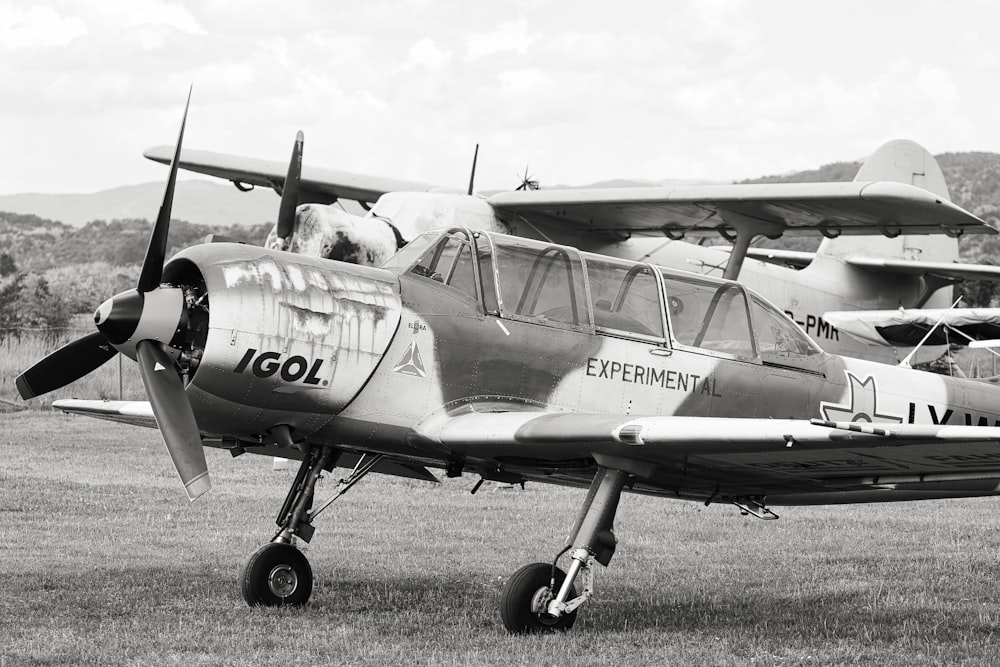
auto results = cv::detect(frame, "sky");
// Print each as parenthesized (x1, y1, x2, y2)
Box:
(2, 0, 1000, 195)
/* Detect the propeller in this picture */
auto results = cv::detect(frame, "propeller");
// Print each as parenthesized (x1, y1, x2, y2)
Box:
(273, 130, 304, 248)
(16, 88, 211, 500)
(515, 165, 539, 191)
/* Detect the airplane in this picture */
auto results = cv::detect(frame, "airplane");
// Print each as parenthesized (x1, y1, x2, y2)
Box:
(144, 136, 1000, 366)
(19, 98, 1000, 633)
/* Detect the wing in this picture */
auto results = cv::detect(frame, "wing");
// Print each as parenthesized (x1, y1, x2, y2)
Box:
(414, 412, 1000, 502)
(487, 182, 992, 239)
(824, 307, 1000, 346)
(846, 257, 1000, 282)
(143, 146, 439, 205)
(54, 399, 158, 428)
(54, 399, 441, 483)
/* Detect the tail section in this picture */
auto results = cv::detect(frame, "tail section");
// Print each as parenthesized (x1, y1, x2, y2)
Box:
(813, 140, 959, 293)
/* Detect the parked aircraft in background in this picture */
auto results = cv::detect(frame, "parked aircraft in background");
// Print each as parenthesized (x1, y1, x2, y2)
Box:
(20, 100, 1000, 633)
(145, 138, 1000, 366)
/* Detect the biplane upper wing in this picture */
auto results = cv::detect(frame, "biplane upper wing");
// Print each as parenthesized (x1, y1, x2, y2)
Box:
(414, 412, 1000, 496)
(146, 146, 993, 239)
(824, 307, 1000, 347)
(487, 182, 992, 238)
(143, 146, 437, 205)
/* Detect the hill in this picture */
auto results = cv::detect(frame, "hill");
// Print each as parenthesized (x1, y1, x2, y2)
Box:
(0, 212, 272, 273)
(0, 180, 281, 228)
(3, 150, 1000, 309)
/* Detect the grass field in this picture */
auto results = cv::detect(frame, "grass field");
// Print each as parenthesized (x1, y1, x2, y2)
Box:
(3, 412, 1000, 665)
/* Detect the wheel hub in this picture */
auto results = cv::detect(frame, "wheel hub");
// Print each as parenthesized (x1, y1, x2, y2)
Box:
(530, 586, 561, 626)
(268, 564, 299, 598)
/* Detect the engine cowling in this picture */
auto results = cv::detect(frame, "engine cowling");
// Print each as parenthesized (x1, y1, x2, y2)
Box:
(161, 243, 402, 439)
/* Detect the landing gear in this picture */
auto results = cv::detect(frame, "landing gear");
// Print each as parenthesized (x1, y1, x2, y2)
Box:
(501, 465, 631, 634)
(241, 445, 383, 607)
(242, 542, 313, 605)
(500, 562, 577, 633)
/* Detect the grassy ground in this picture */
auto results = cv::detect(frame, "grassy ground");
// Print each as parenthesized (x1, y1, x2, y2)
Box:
(3, 412, 1000, 665)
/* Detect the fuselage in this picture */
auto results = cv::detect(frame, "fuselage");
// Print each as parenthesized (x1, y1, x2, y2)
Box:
(164, 228, 1000, 504)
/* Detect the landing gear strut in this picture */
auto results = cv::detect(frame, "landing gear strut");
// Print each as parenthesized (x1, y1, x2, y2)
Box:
(241, 446, 383, 606)
(500, 466, 630, 633)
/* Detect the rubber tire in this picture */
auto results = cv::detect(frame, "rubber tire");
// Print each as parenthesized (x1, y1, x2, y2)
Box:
(241, 542, 313, 606)
(500, 562, 578, 634)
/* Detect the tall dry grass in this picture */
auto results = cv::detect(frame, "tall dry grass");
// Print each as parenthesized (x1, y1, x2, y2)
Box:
(0, 328, 146, 408)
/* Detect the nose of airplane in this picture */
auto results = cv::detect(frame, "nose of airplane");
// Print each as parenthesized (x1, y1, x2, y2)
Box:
(94, 287, 186, 359)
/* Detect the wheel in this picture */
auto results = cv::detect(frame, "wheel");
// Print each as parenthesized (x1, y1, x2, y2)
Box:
(241, 542, 313, 606)
(500, 562, 578, 634)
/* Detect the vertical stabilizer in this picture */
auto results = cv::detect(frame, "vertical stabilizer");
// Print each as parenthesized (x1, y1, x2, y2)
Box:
(809, 139, 958, 310)
(852, 138, 951, 201)
(814, 139, 958, 265)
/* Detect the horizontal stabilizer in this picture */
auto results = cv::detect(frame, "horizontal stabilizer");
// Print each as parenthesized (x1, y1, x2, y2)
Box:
(824, 308, 1000, 346)
(846, 257, 1000, 282)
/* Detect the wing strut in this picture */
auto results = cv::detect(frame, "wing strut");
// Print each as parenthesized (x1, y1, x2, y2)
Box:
(719, 213, 784, 281)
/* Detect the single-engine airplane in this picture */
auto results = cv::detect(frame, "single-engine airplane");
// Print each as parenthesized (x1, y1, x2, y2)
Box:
(20, 101, 1000, 634)
(145, 136, 1000, 366)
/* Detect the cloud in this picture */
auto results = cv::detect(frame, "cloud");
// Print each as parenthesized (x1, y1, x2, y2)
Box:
(466, 19, 538, 60)
(405, 38, 453, 70)
(0, 3, 87, 50)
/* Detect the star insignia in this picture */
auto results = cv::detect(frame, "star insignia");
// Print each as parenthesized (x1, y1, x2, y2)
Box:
(819, 372, 902, 423)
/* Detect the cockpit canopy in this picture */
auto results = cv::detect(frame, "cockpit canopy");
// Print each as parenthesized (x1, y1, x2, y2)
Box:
(382, 229, 823, 366)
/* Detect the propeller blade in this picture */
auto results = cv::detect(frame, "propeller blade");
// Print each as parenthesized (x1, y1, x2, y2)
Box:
(138, 87, 192, 293)
(15, 331, 117, 399)
(136, 340, 210, 500)
(467, 143, 479, 196)
(275, 130, 304, 240)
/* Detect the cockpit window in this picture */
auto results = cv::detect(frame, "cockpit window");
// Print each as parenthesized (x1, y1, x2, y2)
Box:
(491, 236, 589, 328)
(750, 295, 822, 361)
(584, 254, 664, 339)
(381, 232, 438, 272)
(659, 269, 756, 359)
(391, 231, 480, 303)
